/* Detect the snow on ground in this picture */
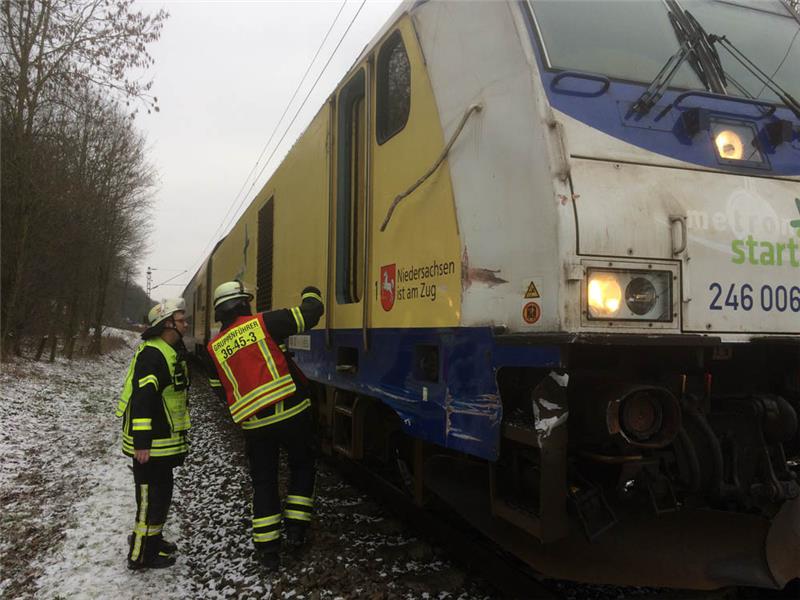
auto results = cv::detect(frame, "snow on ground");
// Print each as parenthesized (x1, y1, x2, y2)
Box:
(1, 329, 191, 599)
(1, 330, 494, 600)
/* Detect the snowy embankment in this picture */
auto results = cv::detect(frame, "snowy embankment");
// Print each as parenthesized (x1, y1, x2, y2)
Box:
(0, 329, 190, 599)
(1, 329, 493, 600)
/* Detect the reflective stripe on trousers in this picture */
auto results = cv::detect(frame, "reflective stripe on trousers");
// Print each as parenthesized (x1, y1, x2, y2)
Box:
(253, 512, 282, 544)
(129, 460, 175, 564)
(284, 494, 314, 524)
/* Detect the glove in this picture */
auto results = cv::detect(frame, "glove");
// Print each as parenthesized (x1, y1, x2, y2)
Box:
(301, 286, 323, 304)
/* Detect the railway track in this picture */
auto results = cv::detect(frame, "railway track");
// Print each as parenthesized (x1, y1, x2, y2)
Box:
(325, 452, 780, 600)
(328, 454, 560, 599)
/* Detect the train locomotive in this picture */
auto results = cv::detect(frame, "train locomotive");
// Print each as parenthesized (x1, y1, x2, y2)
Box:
(183, 0, 800, 590)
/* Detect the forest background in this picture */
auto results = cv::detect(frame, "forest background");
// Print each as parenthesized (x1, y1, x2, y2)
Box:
(1, 0, 167, 359)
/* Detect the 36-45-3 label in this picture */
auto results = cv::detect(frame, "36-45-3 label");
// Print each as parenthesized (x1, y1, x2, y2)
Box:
(708, 282, 800, 312)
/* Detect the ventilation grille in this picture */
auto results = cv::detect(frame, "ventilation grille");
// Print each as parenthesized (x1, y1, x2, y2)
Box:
(257, 199, 274, 311)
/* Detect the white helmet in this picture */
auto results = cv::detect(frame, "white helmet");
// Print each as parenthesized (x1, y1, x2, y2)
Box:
(148, 297, 186, 327)
(213, 280, 254, 309)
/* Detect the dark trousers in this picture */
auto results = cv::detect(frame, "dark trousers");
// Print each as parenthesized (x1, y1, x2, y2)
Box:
(245, 410, 316, 553)
(128, 459, 175, 563)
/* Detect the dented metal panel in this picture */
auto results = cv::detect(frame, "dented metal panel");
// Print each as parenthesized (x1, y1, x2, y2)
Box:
(413, 0, 574, 333)
(294, 326, 561, 461)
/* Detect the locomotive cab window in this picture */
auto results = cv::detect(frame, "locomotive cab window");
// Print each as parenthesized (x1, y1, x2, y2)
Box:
(376, 30, 410, 145)
(336, 69, 366, 304)
(528, 0, 799, 101)
(529, 0, 703, 89)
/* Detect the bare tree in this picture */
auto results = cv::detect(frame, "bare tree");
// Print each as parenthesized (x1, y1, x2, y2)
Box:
(83, 100, 154, 354)
(1, 0, 166, 356)
(42, 88, 153, 355)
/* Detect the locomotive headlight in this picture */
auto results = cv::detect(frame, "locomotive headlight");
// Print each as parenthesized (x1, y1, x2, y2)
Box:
(714, 129, 744, 160)
(587, 273, 622, 317)
(710, 119, 764, 166)
(586, 268, 672, 322)
(625, 277, 657, 315)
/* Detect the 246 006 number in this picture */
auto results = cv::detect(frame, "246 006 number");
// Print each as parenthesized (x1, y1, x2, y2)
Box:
(708, 282, 800, 313)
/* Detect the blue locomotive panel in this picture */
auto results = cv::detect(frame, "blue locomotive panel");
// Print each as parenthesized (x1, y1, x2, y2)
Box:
(540, 73, 800, 176)
(292, 327, 561, 461)
(520, 4, 800, 177)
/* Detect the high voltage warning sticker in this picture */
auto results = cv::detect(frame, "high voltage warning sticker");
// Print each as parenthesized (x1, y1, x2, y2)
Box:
(525, 281, 540, 299)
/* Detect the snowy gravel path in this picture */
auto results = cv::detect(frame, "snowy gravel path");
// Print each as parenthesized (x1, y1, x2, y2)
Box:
(0, 330, 494, 600)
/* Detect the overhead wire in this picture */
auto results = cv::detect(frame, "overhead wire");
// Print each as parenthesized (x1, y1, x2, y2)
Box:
(215, 0, 368, 253)
(195, 0, 348, 262)
(152, 270, 187, 291)
(189, 0, 354, 277)
(201, 0, 370, 279)
(754, 26, 799, 99)
(242, 0, 368, 207)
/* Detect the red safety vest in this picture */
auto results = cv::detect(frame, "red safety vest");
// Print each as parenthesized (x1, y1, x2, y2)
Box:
(208, 314, 296, 423)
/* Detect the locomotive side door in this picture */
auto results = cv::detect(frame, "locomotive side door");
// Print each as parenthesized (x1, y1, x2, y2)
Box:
(328, 65, 373, 351)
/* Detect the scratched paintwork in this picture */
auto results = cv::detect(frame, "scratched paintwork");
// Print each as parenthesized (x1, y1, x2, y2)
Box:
(293, 328, 550, 460)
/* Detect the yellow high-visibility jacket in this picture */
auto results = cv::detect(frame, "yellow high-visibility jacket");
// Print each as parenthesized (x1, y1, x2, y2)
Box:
(117, 337, 190, 460)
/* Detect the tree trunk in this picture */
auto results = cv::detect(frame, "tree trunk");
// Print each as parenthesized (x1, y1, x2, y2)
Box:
(1, 117, 35, 357)
(62, 293, 79, 360)
(89, 257, 113, 355)
(49, 333, 58, 362)
(35, 335, 48, 361)
(2, 215, 32, 357)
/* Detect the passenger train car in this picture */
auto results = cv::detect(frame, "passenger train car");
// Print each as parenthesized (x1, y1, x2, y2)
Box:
(183, 0, 800, 589)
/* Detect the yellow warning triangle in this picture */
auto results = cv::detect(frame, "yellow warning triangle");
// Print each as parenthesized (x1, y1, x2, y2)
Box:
(525, 281, 540, 299)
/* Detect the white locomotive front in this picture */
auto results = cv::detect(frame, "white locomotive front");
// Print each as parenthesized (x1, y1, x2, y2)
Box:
(410, 0, 799, 588)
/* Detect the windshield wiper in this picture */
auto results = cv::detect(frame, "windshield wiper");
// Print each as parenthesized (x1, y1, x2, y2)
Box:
(629, 42, 692, 117)
(704, 28, 800, 119)
(652, 9, 800, 121)
(630, 7, 722, 117)
(683, 11, 727, 89)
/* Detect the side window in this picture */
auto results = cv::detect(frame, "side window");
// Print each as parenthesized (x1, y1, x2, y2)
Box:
(336, 70, 366, 304)
(257, 197, 274, 311)
(376, 30, 411, 145)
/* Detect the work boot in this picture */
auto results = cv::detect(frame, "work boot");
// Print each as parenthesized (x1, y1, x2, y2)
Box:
(284, 527, 307, 552)
(157, 535, 178, 555)
(128, 551, 176, 571)
(128, 533, 178, 555)
(255, 549, 280, 571)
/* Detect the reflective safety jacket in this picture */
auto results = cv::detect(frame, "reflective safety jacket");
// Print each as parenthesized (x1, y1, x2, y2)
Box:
(208, 288, 324, 431)
(117, 337, 190, 459)
(208, 313, 296, 423)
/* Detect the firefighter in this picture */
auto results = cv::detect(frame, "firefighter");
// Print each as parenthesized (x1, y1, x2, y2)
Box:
(206, 280, 323, 571)
(116, 298, 191, 570)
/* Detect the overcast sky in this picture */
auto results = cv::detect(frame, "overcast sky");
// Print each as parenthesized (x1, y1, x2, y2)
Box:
(136, 0, 403, 297)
